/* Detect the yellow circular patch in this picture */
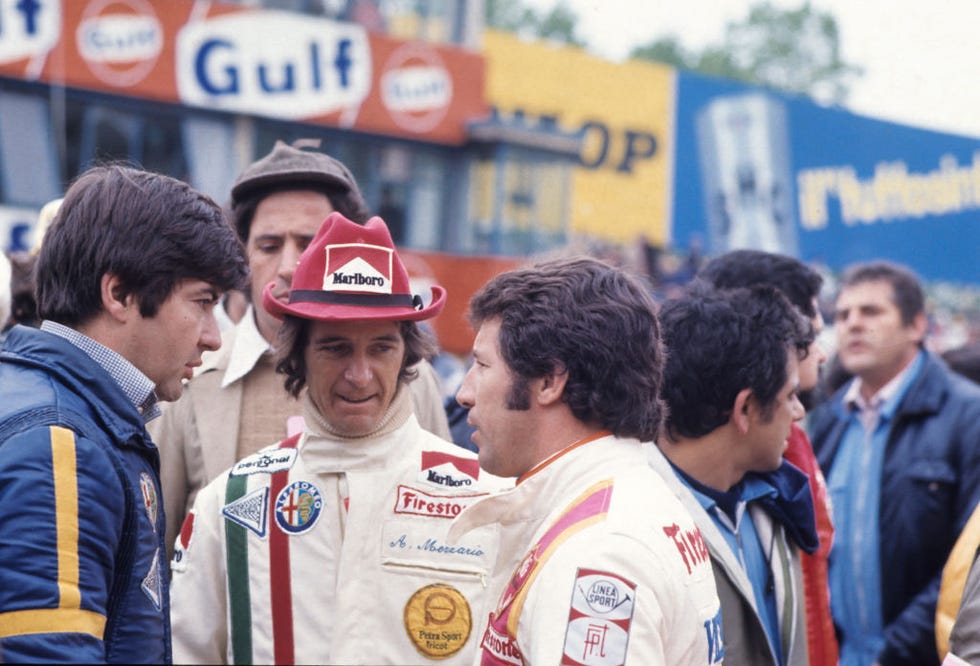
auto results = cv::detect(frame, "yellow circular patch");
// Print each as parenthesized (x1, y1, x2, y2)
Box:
(403, 584, 472, 659)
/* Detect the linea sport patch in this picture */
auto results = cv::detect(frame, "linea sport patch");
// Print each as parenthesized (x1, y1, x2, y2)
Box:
(403, 584, 472, 659)
(561, 568, 636, 666)
(222, 486, 269, 538)
(274, 480, 323, 535)
(230, 448, 298, 476)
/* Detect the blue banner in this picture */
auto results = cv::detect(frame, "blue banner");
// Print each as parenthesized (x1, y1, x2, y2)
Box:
(672, 71, 980, 284)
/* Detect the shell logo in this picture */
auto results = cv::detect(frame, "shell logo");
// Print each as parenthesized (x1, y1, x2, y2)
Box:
(76, 0, 162, 87)
(381, 42, 452, 133)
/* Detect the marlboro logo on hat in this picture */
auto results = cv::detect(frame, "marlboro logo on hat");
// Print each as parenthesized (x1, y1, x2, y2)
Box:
(263, 212, 445, 322)
(323, 245, 393, 295)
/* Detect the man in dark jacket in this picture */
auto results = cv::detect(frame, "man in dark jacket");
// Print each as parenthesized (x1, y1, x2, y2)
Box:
(0, 164, 248, 662)
(809, 260, 980, 666)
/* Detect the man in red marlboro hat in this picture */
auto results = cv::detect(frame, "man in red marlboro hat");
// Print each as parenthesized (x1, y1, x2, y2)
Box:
(150, 139, 452, 564)
(169, 212, 511, 665)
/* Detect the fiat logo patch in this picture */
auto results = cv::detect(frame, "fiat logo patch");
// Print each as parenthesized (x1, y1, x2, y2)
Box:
(274, 480, 323, 534)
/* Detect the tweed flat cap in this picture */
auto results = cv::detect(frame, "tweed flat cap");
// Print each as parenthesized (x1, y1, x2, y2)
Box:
(230, 138, 361, 205)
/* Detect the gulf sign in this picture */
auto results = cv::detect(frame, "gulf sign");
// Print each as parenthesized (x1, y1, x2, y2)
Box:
(0, 0, 61, 65)
(76, 0, 163, 87)
(176, 10, 371, 119)
(0, 0, 486, 145)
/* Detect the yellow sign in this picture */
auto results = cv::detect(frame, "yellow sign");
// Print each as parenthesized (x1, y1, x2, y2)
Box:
(483, 31, 676, 246)
(403, 584, 472, 659)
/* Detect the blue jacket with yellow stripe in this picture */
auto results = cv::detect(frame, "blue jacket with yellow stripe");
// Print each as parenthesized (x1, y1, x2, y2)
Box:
(0, 325, 170, 663)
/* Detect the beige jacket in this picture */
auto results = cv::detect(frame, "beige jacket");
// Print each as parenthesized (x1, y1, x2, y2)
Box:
(148, 313, 452, 558)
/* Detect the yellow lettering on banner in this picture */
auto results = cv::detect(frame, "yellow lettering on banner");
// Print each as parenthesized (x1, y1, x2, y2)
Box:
(797, 152, 980, 228)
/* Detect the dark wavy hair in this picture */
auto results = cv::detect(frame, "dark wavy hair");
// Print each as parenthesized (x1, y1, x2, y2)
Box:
(469, 256, 665, 442)
(275, 316, 437, 398)
(696, 249, 823, 319)
(659, 284, 813, 441)
(36, 164, 248, 326)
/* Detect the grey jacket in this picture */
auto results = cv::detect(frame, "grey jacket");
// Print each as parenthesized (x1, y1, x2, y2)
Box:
(648, 444, 809, 666)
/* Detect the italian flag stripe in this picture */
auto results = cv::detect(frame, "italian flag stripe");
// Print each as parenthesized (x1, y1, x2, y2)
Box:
(225, 473, 251, 664)
(270, 435, 300, 664)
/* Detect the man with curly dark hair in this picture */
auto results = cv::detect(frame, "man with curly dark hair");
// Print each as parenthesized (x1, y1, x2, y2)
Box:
(449, 256, 723, 665)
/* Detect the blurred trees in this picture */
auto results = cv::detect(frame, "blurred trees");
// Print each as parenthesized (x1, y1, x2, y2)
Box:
(630, 2, 862, 104)
(485, 0, 585, 48)
(485, 0, 863, 105)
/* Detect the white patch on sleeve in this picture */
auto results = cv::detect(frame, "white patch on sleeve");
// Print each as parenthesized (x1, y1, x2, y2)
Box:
(562, 568, 636, 666)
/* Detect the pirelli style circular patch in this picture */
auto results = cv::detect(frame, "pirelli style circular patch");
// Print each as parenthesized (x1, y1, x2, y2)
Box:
(403, 584, 472, 659)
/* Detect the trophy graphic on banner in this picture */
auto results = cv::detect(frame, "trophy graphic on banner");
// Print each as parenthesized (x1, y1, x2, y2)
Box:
(695, 93, 798, 256)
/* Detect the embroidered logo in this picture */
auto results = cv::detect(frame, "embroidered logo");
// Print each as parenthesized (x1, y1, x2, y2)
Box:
(230, 448, 298, 476)
(418, 450, 480, 488)
(139, 471, 158, 531)
(222, 486, 270, 537)
(403, 584, 472, 659)
(141, 549, 163, 611)
(561, 569, 636, 666)
(274, 480, 323, 534)
(394, 484, 484, 519)
(324, 244, 393, 294)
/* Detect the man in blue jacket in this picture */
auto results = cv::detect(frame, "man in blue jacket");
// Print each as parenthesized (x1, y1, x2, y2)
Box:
(0, 164, 248, 662)
(809, 260, 980, 666)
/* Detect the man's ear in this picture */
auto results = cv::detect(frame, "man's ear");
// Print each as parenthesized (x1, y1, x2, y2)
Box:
(909, 311, 928, 345)
(100, 274, 135, 323)
(732, 388, 754, 435)
(536, 366, 569, 407)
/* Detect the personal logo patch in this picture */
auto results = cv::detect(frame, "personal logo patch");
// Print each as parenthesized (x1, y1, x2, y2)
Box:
(394, 484, 484, 519)
(561, 568, 636, 666)
(419, 450, 480, 488)
(230, 448, 298, 476)
(222, 486, 269, 537)
(139, 471, 158, 531)
(403, 584, 471, 659)
(323, 243, 393, 294)
(274, 480, 323, 534)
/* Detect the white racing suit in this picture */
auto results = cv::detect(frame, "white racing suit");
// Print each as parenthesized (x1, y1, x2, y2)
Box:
(448, 434, 724, 666)
(170, 410, 510, 664)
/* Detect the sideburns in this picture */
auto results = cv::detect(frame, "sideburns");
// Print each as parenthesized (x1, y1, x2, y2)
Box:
(506, 375, 531, 411)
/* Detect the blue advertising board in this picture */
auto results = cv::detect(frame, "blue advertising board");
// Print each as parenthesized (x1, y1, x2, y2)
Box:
(672, 71, 980, 284)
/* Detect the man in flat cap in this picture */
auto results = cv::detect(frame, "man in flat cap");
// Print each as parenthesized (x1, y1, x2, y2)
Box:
(169, 212, 510, 664)
(150, 140, 451, 558)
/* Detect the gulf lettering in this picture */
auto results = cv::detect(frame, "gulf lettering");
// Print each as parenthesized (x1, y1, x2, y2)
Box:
(4, 0, 42, 35)
(193, 38, 355, 97)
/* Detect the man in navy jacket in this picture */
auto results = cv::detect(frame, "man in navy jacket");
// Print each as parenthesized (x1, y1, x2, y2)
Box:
(0, 165, 247, 662)
(809, 260, 980, 666)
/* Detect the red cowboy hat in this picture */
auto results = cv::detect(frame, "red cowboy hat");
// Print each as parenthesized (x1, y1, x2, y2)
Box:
(263, 212, 446, 322)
